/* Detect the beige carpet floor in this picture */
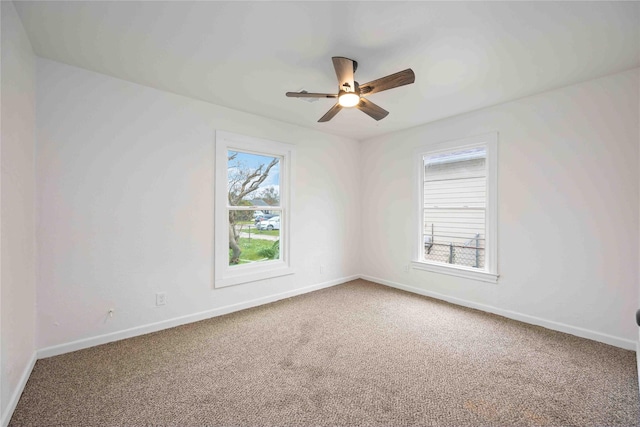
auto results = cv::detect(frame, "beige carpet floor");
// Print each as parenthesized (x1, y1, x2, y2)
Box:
(10, 279, 640, 426)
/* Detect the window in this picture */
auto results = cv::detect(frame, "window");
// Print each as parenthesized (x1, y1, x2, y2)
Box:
(214, 131, 294, 288)
(412, 133, 498, 283)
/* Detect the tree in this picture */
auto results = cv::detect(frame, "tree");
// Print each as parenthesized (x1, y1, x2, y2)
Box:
(254, 186, 280, 206)
(227, 152, 278, 264)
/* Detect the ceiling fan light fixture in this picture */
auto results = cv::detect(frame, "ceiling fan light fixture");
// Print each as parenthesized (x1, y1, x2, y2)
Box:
(338, 92, 360, 108)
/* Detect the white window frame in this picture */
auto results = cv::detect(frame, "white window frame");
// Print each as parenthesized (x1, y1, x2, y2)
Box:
(411, 132, 498, 283)
(214, 131, 295, 288)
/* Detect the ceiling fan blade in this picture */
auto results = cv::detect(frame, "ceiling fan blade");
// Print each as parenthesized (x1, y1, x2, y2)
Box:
(332, 57, 357, 93)
(359, 69, 415, 96)
(356, 98, 389, 121)
(286, 91, 337, 98)
(318, 103, 343, 122)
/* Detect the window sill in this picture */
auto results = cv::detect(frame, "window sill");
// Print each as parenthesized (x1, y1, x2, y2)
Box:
(215, 262, 294, 288)
(410, 260, 498, 283)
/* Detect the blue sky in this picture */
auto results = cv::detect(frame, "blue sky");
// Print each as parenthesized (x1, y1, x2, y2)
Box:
(228, 150, 280, 189)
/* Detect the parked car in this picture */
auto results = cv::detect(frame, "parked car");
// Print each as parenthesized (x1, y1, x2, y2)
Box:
(254, 213, 276, 224)
(256, 216, 280, 231)
(252, 211, 265, 219)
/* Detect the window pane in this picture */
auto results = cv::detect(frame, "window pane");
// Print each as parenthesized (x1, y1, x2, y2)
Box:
(229, 209, 281, 266)
(228, 150, 280, 207)
(423, 147, 486, 269)
(216, 131, 294, 288)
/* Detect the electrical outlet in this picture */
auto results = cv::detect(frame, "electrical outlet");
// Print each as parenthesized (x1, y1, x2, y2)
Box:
(320, 264, 325, 274)
(156, 292, 167, 306)
(403, 264, 410, 273)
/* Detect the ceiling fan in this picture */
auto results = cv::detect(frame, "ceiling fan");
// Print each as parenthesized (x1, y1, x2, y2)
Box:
(286, 57, 415, 122)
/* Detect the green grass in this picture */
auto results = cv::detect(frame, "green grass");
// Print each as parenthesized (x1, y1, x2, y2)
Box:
(248, 228, 280, 237)
(229, 238, 279, 264)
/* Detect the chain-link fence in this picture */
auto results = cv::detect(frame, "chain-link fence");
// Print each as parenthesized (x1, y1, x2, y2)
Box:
(424, 235, 485, 269)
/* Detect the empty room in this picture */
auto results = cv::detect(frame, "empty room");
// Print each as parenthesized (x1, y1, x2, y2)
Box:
(2, 1, 639, 426)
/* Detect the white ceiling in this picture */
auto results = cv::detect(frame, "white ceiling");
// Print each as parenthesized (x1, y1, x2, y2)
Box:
(13, 1, 640, 141)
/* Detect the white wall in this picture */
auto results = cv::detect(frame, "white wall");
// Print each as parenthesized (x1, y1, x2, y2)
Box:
(36, 58, 361, 352)
(637, 67, 640, 371)
(0, 1, 37, 423)
(361, 69, 640, 348)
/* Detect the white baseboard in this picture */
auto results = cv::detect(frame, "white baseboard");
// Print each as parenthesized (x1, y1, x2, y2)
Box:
(38, 275, 358, 359)
(1, 352, 37, 427)
(361, 274, 637, 351)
